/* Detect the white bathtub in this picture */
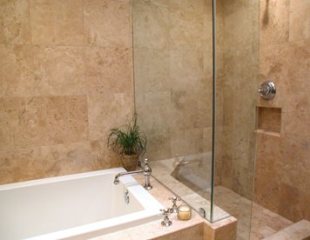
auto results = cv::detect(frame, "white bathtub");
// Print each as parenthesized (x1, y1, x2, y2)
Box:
(0, 168, 163, 240)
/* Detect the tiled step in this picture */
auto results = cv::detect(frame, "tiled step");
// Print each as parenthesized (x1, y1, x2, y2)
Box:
(263, 220, 310, 240)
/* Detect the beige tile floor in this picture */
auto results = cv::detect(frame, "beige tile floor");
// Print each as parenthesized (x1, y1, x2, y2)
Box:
(212, 186, 292, 240)
(151, 158, 294, 240)
(263, 220, 310, 240)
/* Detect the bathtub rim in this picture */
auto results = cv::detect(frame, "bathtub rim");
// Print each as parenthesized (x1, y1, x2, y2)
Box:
(0, 167, 133, 190)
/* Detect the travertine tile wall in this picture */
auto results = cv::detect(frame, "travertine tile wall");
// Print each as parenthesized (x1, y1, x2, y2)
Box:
(0, 0, 134, 184)
(133, 0, 222, 161)
(255, 0, 310, 221)
(1, 0, 308, 223)
(216, 0, 259, 199)
(217, 0, 310, 222)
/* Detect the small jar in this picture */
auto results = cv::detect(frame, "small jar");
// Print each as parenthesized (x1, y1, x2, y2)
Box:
(177, 205, 192, 220)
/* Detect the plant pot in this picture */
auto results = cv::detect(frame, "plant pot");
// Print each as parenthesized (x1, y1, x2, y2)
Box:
(121, 154, 139, 171)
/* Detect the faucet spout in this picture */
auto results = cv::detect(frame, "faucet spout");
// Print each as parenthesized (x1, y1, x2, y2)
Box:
(113, 170, 144, 185)
(113, 158, 153, 190)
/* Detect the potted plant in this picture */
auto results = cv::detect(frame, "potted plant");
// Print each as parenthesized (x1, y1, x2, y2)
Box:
(108, 114, 146, 171)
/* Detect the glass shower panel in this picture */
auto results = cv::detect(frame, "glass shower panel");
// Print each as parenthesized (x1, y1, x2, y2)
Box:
(213, 0, 259, 238)
(132, 0, 215, 221)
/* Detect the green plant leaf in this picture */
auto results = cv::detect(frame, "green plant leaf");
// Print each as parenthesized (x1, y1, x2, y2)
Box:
(107, 114, 146, 156)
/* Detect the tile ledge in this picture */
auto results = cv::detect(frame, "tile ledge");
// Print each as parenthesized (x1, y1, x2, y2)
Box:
(255, 129, 281, 137)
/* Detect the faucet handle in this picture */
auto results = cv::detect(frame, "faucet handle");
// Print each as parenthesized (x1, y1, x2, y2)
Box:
(160, 208, 172, 227)
(138, 157, 149, 168)
(169, 196, 180, 202)
(160, 208, 170, 215)
(168, 196, 181, 213)
(142, 158, 152, 174)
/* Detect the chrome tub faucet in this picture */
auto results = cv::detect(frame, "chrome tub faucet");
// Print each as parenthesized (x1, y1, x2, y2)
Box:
(113, 158, 153, 190)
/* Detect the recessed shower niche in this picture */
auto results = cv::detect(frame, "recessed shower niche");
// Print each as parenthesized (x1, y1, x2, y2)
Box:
(256, 106, 282, 134)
